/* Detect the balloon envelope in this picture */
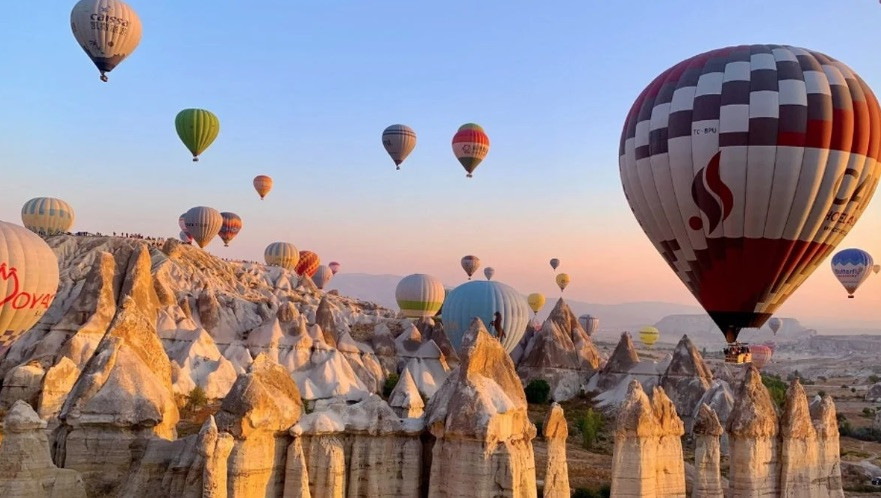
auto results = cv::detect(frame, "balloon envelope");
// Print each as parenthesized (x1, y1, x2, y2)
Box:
(296, 251, 320, 277)
(328, 262, 341, 275)
(264, 242, 299, 270)
(484, 267, 495, 280)
(452, 124, 490, 177)
(831, 248, 874, 298)
(639, 326, 660, 347)
(527, 293, 546, 314)
(460, 255, 480, 280)
(218, 212, 242, 247)
(21, 198, 75, 236)
(382, 124, 417, 169)
(555, 273, 570, 291)
(874, 265, 881, 275)
(620, 44, 881, 344)
(312, 265, 333, 290)
(179, 231, 192, 243)
(253, 175, 273, 200)
(550, 258, 560, 270)
(182, 207, 222, 248)
(768, 317, 782, 335)
(749, 344, 773, 369)
(70, 0, 142, 81)
(0, 221, 60, 351)
(396, 273, 445, 319)
(175, 109, 220, 161)
(579, 314, 599, 336)
(441, 280, 529, 353)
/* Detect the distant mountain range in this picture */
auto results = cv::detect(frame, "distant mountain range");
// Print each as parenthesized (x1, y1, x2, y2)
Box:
(328, 273, 881, 338)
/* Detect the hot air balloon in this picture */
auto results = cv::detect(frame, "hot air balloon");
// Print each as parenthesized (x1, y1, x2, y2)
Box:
(178, 214, 188, 233)
(21, 198, 75, 236)
(761, 340, 777, 355)
(484, 267, 495, 280)
(382, 125, 417, 170)
(620, 45, 881, 346)
(182, 206, 222, 248)
(218, 212, 242, 247)
(749, 344, 773, 369)
(328, 262, 341, 275)
(874, 264, 881, 275)
(461, 255, 480, 280)
(831, 248, 874, 298)
(179, 231, 192, 244)
(264, 242, 299, 270)
(296, 251, 320, 277)
(639, 326, 660, 348)
(578, 314, 599, 336)
(555, 273, 570, 292)
(175, 109, 220, 162)
(527, 293, 546, 315)
(312, 265, 333, 290)
(253, 175, 273, 200)
(70, 0, 142, 82)
(0, 221, 60, 352)
(768, 317, 782, 335)
(396, 273, 445, 319)
(441, 280, 530, 353)
(452, 123, 490, 178)
(550, 258, 560, 271)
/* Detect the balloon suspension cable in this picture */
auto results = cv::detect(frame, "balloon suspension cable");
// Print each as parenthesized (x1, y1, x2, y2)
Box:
(100, 73, 108, 82)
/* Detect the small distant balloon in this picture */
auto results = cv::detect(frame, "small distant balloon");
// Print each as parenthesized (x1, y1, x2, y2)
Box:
(328, 261, 341, 275)
(874, 264, 881, 275)
(484, 267, 495, 280)
(555, 273, 570, 292)
(312, 265, 333, 290)
(396, 273, 445, 319)
(461, 255, 480, 280)
(21, 197, 75, 236)
(253, 175, 273, 200)
(831, 248, 874, 298)
(218, 212, 242, 247)
(639, 326, 660, 347)
(550, 258, 560, 271)
(296, 251, 320, 277)
(70, 0, 142, 82)
(175, 109, 220, 162)
(264, 242, 299, 270)
(451, 123, 490, 178)
(578, 314, 599, 336)
(749, 344, 773, 370)
(768, 317, 782, 335)
(527, 293, 545, 315)
(382, 124, 417, 170)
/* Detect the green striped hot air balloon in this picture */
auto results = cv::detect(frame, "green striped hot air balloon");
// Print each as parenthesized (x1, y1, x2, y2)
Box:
(396, 274, 445, 319)
(175, 109, 220, 162)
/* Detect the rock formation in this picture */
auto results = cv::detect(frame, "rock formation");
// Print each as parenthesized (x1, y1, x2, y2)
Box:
(726, 366, 779, 497)
(610, 380, 660, 496)
(388, 368, 425, 418)
(0, 400, 87, 498)
(425, 318, 537, 497)
(659, 335, 712, 423)
(691, 404, 724, 498)
(651, 387, 686, 497)
(517, 319, 582, 401)
(542, 403, 570, 498)
(809, 395, 844, 497)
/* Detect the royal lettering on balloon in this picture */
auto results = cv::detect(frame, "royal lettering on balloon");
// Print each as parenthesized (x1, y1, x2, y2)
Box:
(0, 263, 55, 312)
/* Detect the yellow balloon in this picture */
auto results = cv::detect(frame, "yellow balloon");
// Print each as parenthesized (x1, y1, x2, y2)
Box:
(555, 273, 570, 292)
(527, 293, 546, 314)
(639, 326, 660, 347)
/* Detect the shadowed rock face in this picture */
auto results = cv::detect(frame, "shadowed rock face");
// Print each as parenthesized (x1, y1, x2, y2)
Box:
(692, 404, 724, 498)
(659, 335, 712, 423)
(424, 318, 537, 498)
(594, 332, 640, 392)
(517, 319, 582, 401)
(546, 298, 602, 370)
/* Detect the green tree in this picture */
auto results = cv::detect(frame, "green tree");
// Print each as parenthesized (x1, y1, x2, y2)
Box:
(524, 379, 551, 404)
(383, 373, 399, 398)
(577, 409, 605, 450)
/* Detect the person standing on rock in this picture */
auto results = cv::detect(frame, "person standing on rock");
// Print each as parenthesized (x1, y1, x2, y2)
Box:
(491, 311, 506, 342)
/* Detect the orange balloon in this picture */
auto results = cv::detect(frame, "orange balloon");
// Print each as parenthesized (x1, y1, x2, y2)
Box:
(253, 175, 273, 200)
(296, 250, 320, 277)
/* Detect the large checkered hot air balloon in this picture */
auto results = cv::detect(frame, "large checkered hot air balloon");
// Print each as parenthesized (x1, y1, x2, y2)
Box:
(620, 44, 881, 345)
(452, 124, 490, 177)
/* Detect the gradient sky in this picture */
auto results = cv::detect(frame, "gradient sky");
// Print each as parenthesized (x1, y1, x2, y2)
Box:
(0, 1, 879, 329)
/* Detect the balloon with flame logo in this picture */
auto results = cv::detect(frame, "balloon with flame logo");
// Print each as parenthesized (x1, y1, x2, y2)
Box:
(182, 206, 222, 248)
(328, 261, 341, 275)
(179, 231, 192, 244)
(441, 280, 530, 353)
(768, 317, 782, 335)
(175, 109, 220, 162)
(396, 273, 445, 319)
(21, 198, 75, 236)
(0, 221, 60, 352)
(831, 248, 874, 298)
(296, 251, 320, 277)
(460, 255, 480, 280)
(312, 265, 333, 290)
(579, 314, 599, 336)
(555, 273, 570, 292)
(253, 175, 273, 200)
(452, 124, 490, 178)
(749, 344, 773, 370)
(638, 326, 660, 348)
(218, 212, 242, 247)
(484, 267, 495, 280)
(382, 125, 417, 170)
(70, 0, 142, 82)
(619, 45, 881, 345)
(527, 293, 545, 315)
(549, 258, 560, 271)
(264, 242, 299, 270)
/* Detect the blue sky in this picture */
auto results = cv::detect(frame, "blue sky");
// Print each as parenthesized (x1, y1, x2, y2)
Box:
(0, 1, 879, 327)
